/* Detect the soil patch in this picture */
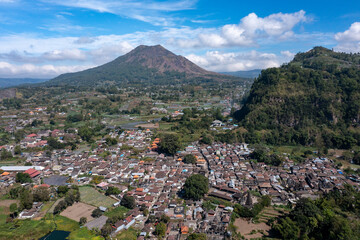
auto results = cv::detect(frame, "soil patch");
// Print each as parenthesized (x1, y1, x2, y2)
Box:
(60, 202, 96, 222)
(234, 218, 270, 239)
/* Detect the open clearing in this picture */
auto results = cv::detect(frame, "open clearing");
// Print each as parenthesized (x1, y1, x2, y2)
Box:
(234, 218, 270, 239)
(60, 202, 96, 222)
(79, 186, 116, 208)
(0, 199, 18, 208)
(136, 122, 159, 129)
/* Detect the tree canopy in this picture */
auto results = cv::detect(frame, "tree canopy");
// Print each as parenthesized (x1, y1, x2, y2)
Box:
(120, 194, 136, 209)
(183, 174, 209, 201)
(158, 133, 182, 155)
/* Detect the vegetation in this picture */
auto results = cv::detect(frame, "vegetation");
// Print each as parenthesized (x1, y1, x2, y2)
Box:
(154, 222, 167, 238)
(273, 184, 360, 240)
(183, 154, 197, 164)
(234, 195, 271, 218)
(79, 186, 116, 208)
(158, 133, 182, 155)
(105, 186, 120, 196)
(234, 47, 360, 151)
(91, 208, 102, 218)
(120, 194, 136, 209)
(183, 174, 209, 201)
(15, 173, 32, 183)
(54, 188, 80, 214)
(187, 233, 207, 240)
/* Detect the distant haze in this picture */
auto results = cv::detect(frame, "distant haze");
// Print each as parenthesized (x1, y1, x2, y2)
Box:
(0, 78, 48, 88)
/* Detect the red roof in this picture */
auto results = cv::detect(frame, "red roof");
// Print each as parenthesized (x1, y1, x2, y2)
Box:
(125, 216, 133, 223)
(27, 133, 37, 138)
(24, 168, 40, 178)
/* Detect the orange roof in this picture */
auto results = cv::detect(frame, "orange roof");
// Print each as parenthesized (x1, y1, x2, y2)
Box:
(1, 172, 9, 176)
(136, 188, 143, 192)
(181, 226, 189, 234)
(133, 175, 139, 179)
(177, 158, 182, 161)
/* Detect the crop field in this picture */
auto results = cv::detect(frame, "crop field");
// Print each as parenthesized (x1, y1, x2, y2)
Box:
(79, 186, 116, 208)
(60, 202, 96, 222)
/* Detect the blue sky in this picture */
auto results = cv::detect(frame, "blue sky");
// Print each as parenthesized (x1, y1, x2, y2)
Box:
(0, 0, 359, 78)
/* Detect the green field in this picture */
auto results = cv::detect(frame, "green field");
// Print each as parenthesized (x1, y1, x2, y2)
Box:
(0, 211, 103, 240)
(79, 186, 117, 208)
(68, 227, 104, 240)
(114, 227, 138, 240)
(0, 214, 76, 240)
(104, 206, 129, 218)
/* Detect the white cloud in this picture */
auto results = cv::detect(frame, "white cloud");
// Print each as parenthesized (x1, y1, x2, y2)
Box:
(42, 0, 197, 26)
(281, 50, 295, 58)
(334, 22, 360, 52)
(174, 10, 308, 48)
(0, 10, 311, 77)
(42, 49, 87, 61)
(186, 50, 293, 72)
(0, 61, 92, 78)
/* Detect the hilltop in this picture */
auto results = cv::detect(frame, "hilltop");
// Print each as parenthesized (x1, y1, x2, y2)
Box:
(234, 47, 360, 149)
(46, 45, 238, 87)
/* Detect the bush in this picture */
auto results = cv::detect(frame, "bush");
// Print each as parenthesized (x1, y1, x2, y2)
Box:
(92, 208, 102, 218)
(79, 217, 87, 225)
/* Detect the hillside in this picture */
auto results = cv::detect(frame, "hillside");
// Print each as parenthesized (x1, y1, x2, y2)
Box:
(234, 47, 360, 149)
(46, 45, 238, 87)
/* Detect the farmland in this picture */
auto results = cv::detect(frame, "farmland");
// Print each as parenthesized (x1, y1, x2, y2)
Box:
(60, 202, 96, 222)
(79, 186, 117, 208)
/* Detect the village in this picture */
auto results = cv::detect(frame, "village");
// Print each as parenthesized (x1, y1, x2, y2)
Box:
(1, 120, 359, 239)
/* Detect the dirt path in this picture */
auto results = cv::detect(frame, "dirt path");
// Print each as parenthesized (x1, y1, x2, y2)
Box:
(48, 198, 63, 214)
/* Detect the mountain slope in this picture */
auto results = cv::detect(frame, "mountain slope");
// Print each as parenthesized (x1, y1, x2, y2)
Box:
(46, 45, 231, 87)
(234, 47, 360, 149)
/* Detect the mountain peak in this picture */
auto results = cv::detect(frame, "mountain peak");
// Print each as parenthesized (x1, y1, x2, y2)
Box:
(114, 44, 210, 74)
(46, 44, 227, 87)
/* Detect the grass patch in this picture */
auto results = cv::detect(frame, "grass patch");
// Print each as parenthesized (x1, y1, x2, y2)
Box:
(104, 206, 129, 219)
(205, 196, 232, 207)
(0, 218, 54, 240)
(40, 201, 55, 213)
(68, 227, 103, 240)
(0, 206, 7, 225)
(53, 215, 79, 232)
(79, 186, 116, 208)
(114, 227, 138, 240)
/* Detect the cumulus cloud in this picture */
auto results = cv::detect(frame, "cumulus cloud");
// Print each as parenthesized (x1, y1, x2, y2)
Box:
(0, 61, 92, 78)
(174, 10, 308, 48)
(186, 50, 294, 72)
(334, 22, 360, 52)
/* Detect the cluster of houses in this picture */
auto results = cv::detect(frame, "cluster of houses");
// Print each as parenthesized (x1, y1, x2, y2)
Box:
(1, 123, 360, 239)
